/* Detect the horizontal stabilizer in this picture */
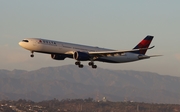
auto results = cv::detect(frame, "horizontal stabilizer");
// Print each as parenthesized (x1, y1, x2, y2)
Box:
(138, 54, 162, 60)
(148, 55, 163, 57)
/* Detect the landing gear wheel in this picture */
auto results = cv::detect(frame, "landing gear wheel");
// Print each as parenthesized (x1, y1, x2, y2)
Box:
(30, 54, 34, 57)
(79, 64, 84, 68)
(88, 62, 94, 66)
(75, 61, 80, 65)
(92, 65, 97, 69)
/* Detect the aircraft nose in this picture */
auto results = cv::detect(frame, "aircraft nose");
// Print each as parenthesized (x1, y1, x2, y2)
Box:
(19, 42, 22, 46)
(19, 42, 23, 47)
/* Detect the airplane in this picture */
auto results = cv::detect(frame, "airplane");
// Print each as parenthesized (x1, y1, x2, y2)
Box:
(19, 35, 160, 69)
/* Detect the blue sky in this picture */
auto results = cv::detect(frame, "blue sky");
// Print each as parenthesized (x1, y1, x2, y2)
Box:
(0, 0, 180, 76)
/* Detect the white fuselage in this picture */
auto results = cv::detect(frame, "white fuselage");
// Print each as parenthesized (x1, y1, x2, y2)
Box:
(19, 38, 148, 63)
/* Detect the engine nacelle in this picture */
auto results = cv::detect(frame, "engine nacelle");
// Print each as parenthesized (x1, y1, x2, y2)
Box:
(73, 51, 91, 61)
(51, 54, 66, 60)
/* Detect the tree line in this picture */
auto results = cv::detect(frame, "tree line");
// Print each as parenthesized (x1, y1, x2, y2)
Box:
(0, 98, 180, 112)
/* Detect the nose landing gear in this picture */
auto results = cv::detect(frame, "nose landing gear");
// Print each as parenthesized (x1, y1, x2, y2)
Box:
(30, 51, 34, 57)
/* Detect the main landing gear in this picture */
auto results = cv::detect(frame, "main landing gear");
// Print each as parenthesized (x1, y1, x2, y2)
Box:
(75, 61, 83, 68)
(30, 51, 34, 57)
(88, 61, 97, 69)
(75, 61, 97, 69)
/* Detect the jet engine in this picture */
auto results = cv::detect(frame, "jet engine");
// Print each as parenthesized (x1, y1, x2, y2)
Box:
(73, 51, 91, 61)
(51, 54, 66, 60)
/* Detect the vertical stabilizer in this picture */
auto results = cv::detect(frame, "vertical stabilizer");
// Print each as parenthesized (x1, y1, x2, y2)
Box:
(133, 35, 154, 54)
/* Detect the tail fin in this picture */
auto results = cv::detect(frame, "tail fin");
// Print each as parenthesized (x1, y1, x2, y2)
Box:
(133, 35, 154, 55)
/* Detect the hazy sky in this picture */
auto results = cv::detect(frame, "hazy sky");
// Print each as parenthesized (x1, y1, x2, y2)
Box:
(0, 0, 180, 76)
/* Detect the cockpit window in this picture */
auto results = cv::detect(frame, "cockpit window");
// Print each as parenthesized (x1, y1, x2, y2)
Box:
(22, 40, 29, 42)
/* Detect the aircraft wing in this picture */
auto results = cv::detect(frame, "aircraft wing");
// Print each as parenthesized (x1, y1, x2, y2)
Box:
(88, 46, 155, 57)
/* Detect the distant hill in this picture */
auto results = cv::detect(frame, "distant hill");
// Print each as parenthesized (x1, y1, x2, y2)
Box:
(0, 65, 180, 104)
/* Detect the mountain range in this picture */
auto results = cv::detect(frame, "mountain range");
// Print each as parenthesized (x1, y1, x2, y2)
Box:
(0, 65, 180, 104)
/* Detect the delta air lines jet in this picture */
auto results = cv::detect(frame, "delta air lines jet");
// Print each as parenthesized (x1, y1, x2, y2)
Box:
(19, 35, 160, 69)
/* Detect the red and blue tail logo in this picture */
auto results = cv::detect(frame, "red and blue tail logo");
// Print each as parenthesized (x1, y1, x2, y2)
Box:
(133, 35, 154, 55)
